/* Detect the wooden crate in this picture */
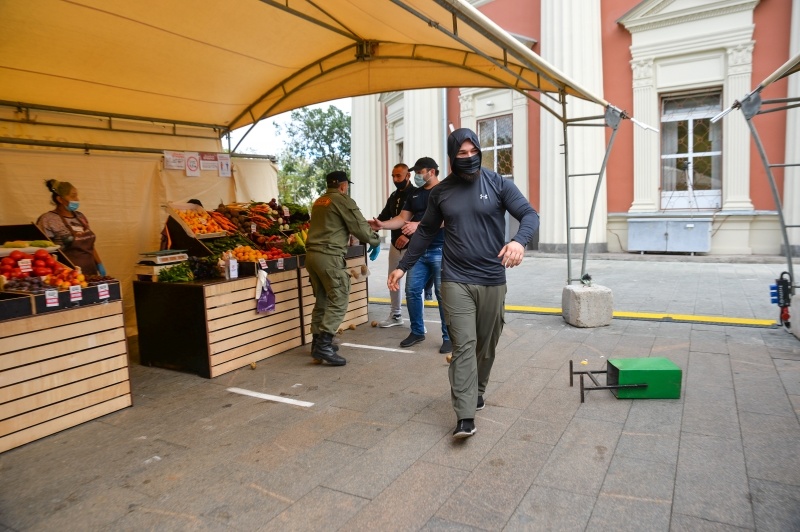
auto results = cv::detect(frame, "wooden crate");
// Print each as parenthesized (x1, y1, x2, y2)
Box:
(134, 270, 303, 378)
(204, 270, 302, 377)
(300, 254, 370, 343)
(0, 301, 131, 453)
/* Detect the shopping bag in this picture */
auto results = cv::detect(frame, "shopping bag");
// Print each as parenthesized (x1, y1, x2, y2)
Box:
(255, 270, 276, 313)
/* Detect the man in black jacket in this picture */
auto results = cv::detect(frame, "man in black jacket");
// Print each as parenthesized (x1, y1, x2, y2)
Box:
(388, 128, 540, 438)
(374, 164, 414, 327)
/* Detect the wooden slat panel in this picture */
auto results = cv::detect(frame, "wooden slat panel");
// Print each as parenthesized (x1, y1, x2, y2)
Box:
(0, 381, 130, 435)
(204, 278, 298, 309)
(0, 301, 123, 339)
(302, 287, 368, 307)
(210, 336, 304, 378)
(0, 341, 127, 390)
(0, 395, 131, 454)
(0, 329, 125, 372)
(0, 315, 124, 355)
(202, 270, 297, 297)
(202, 277, 256, 296)
(302, 303, 369, 335)
(207, 298, 300, 332)
(210, 324, 303, 367)
(208, 308, 300, 344)
(0, 368, 129, 421)
(210, 315, 301, 354)
(205, 293, 300, 321)
(0, 353, 128, 403)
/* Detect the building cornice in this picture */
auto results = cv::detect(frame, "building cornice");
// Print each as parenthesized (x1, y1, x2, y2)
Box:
(620, 0, 759, 34)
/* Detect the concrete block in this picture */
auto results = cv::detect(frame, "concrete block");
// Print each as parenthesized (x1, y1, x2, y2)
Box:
(562, 284, 613, 328)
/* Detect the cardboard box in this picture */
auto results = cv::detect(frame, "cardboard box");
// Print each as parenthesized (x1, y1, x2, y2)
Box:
(166, 202, 226, 240)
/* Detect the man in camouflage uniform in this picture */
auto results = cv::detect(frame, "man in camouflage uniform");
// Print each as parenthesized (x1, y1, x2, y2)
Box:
(305, 171, 381, 366)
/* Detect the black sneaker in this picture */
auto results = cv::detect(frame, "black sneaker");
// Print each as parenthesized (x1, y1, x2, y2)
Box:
(453, 419, 475, 438)
(399, 333, 425, 348)
(477, 395, 485, 411)
(439, 339, 453, 354)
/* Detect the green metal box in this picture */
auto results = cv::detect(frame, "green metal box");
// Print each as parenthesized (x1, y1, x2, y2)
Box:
(606, 357, 682, 399)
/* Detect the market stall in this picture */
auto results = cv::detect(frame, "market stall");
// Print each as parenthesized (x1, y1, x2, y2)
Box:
(133, 200, 370, 378)
(0, 225, 129, 453)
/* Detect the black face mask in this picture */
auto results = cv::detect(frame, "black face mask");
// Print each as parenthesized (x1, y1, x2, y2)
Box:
(453, 154, 481, 175)
(453, 154, 481, 181)
(394, 179, 408, 190)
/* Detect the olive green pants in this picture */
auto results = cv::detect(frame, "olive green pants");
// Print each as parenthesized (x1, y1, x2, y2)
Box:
(305, 252, 351, 336)
(440, 282, 506, 420)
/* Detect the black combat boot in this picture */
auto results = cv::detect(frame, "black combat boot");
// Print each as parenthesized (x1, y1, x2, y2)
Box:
(311, 333, 339, 354)
(312, 332, 346, 366)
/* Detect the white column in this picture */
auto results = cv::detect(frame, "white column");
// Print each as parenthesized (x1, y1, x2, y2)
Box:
(539, 0, 607, 251)
(722, 43, 756, 211)
(512, 91, 529, 200)
(629, 58, 660, 212)
(350, 95, 386, 222)
(405, 89, 445, 169)
(784, 0, 800, 255)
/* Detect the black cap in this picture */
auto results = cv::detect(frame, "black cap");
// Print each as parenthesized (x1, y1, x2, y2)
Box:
(326, 170, 353, 188)
(409, 157, 439, 172)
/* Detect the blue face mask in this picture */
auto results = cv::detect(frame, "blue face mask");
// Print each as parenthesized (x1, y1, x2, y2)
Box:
(414, 172, 427, 187)
(67, 201, 79, 212)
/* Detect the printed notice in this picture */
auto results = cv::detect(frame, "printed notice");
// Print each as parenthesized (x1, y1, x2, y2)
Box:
(69, 284, 83, 302)
(185, 152, 201, 177)
(45, 289, 59, 307)
(97, 283, 110, 299)
(218, 154, 231, 177)
(200, 152, 218, 171)
(164, 150, 186, 170)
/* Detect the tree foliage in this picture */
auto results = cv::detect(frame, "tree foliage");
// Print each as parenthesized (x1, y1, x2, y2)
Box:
(275, 106, 351, 205)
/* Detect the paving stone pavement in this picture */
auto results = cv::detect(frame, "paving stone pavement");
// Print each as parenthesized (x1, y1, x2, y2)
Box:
(1, 253, 799, 531)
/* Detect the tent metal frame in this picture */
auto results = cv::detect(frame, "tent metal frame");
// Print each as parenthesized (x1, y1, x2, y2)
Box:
(713, 53, 800, 295)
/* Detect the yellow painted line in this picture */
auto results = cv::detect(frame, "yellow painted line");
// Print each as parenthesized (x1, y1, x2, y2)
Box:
(368, 297, 777, 328)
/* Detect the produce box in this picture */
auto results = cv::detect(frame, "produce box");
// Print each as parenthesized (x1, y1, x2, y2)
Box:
(0, 223, 75, 269)
(21, 281, 122, 314)
(0, 292, 34, 321)
(166, 202, 226, 240)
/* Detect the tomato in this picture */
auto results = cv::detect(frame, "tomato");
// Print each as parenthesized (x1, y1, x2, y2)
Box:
(34, 249, 50, 259)
(8, 250, 23, 261)
(45, 255, 56, 267)
(1, 257, 14, 266)
(33, 259, 45, 268)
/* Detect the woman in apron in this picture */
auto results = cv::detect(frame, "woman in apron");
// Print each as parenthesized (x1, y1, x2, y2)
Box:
(36, 179, 105, 276)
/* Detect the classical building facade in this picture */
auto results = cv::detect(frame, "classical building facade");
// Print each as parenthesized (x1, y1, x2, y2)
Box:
(350, 0, 798, 255)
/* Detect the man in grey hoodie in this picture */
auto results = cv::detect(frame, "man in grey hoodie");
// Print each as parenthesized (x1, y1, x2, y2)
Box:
(388, 128, 540, 438)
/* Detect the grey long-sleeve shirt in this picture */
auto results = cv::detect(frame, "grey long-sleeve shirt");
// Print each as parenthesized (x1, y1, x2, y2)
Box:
(397, 169, 539, 286)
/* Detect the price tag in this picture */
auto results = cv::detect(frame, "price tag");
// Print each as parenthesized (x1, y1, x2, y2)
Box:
(282, 206, 290, 218)
(277, 258, 284, 270)
(251, 222, 257, 234)
(258, 258, 267, 269)
(45, 289, 59, 307)
(69, 284, 83, 302)
(18, 258, 32, 273)
(97, 283, 110, 299)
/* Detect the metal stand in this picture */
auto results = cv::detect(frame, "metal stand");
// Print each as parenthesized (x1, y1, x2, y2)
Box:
(568, 360, 647, 403)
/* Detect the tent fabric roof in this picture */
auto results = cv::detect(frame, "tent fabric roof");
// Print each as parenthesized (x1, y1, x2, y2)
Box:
(0, 0, 608, 133)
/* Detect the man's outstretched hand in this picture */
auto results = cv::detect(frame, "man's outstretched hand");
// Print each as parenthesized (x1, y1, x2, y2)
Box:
(387, 268, 405, 291)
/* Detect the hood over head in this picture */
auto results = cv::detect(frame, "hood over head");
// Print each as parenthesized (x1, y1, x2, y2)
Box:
(447, 128, 482, 168)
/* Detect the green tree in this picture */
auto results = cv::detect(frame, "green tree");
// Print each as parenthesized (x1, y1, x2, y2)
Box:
(275, 106, 351, 205)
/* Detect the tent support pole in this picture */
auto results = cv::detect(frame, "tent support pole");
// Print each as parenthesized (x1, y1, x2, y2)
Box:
(741, 92, 796, 294)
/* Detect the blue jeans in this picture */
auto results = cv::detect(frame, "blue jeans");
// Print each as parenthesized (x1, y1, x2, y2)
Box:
(405, 247, 449, 340)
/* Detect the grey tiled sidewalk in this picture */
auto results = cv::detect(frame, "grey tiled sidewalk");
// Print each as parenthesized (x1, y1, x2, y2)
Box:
(2, 255, 800, 531)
